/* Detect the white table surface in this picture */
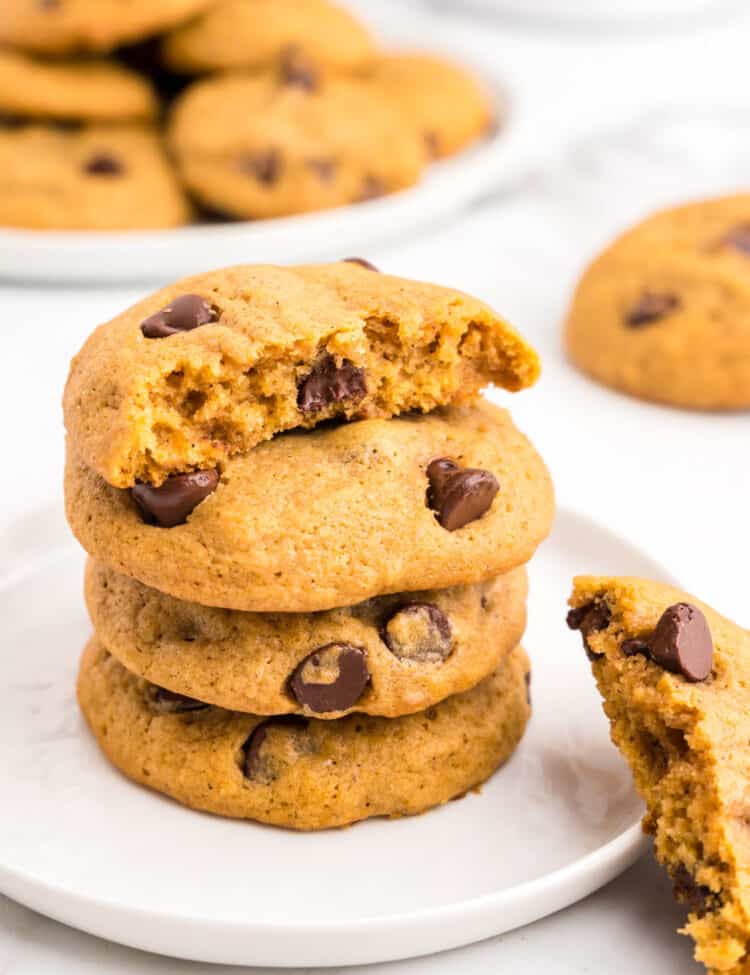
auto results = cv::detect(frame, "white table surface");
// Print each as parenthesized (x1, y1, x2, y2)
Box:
(2, 3, 750, 971)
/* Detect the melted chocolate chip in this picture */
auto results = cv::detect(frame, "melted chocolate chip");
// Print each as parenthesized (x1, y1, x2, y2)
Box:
(239, 149, 281, 185)
(672, 864, 715, 916)
(241, 715, 308, 783)
(650, 602, 713, 682)
(382, 604, 453, 662)
(426, 458, 499, 532)
(621, 638, 651, 657)
(719, 224, 750, 255)
(296, 353, 366, 414)
(306, 157, 336, 183)
(289, 644, 370, 713)
(566, 600, 611, 659)
(281, 50, 319, 91)
(140, 293, 219, 338)
(83, 152, 124, 176)
(342, 257, 379, 271)
(131, 469, 219, 528)
(358, 175, 386, 202)
(625, 291, 681, 327)
(150, 686, 209, 714)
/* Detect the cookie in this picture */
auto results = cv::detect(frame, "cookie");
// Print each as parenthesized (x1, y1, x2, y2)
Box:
(0, 49, 158, 123)
(369, 53, 494, 159)
(166, 71, 424, 220)
(65, 401, 554, 613)
(565, 195, 750, 410)
(0, 0, 216, 55)
(567, 576, 750, 973)
(0, 124, 191, 230)
(77, 638, 531, 830)
(85, 558, 527, 718)
(63, 262, 540, 488)
(161, 0, 376, 75)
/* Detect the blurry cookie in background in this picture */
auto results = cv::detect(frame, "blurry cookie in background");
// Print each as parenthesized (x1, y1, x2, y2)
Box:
(0, 0, 217, 54)
(167, 68, 425, 219)
(0, 49, 158, 123)
(369, 53, 494, 159)
(565, 195, 750, 411)
(0, 124, 191, 229)
(161, 0, 376, 75)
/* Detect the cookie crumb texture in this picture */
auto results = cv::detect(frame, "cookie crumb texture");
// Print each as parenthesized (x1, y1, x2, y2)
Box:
(77, 640, 531, 830)
(85, 559, 528, 718)
(63, 263, 541, 488)
(569, 575, 750, 973)
(565, 194, 750, 411)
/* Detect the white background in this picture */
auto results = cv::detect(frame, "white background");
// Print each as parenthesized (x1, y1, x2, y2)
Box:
(2, 1, 750, 971)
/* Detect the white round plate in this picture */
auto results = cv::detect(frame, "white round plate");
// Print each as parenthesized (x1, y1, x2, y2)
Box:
(0, 4, 537, 285)
(0, 505, 673, 967)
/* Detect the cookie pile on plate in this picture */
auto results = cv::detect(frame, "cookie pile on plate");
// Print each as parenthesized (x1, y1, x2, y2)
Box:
(63, 260, 554, 830)
(0, 0, 495, 230)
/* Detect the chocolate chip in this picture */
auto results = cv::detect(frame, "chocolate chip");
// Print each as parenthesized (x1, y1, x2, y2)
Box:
(625, 291, 681, 327)
(238, 149, 281, 185)
(650, 602, 713, 682)
(140, 294, 219, 338)
(306, 157, 336, 183)
(280, 49, 319, 91)
(424, 131, 440, 157)
(131, 469, 219, 528)
(621, 638, 651, 657)
(289, 644, 369, 713)
(83, 152, 124, 176)
(382, 604, 453, 662)
(0, 114, 26, 130)
(342, 257, 379, 271)
(524, 669, 532, 707)
(150, 686, 209, 714)
(719, 224, 750, 255)
(296, 353, 366, 414)
(566, 600, 611, 659)
(358, 175, 386, 202)
(241, 715, 308, 783)
(426, 458, 499, 531)
(672, 864, 715, 916)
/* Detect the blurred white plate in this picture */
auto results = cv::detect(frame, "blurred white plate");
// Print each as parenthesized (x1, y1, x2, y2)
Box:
(0, 5, 540, 285)
(0, 505, 674, 967)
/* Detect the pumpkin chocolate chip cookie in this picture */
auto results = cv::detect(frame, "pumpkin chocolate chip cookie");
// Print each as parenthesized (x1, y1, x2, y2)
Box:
(565, 195, 750, 410)
(568, 576, 750, 974)
(167, 71, 425, 220)
(65, 401, 554, 613)
(77, 639, 531, 830)
(85, 558, 527, 718)
(63, 262, 540, 488)
(0, 123, 191, 230)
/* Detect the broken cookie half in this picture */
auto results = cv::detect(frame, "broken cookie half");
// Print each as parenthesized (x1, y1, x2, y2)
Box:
(568, 575, 750, 975)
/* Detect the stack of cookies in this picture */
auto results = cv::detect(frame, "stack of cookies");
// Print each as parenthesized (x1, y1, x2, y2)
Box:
(0, 0, 494, 229)
(63, 260, 554, 830)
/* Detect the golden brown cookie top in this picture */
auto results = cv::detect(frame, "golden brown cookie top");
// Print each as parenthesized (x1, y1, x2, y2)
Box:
(64, 261, 541, 487)
(162, 0, 377, 74)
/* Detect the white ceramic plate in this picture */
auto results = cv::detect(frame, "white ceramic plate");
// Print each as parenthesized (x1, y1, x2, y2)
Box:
(0, 5, 538, 285)
(0, 505, 675, 967)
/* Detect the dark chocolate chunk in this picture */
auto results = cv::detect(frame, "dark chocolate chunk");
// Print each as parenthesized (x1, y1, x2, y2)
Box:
(650, 602, 713, 682)
(83, 152, 124, 176)
(719, 224, 750, 255)
(131, 469, 219, 528)
(426, 457, 499, 531)
(342, 257, 379, 271)
(382, 603, 453, 662)
(140, 293, 219, 338)
(625, 291, 681, 327)
(621, 638, 651, 658)
(566, 600, 612, 659)
(241, 715, 308, 783)
(672, 864, 715, 916)
(296, 353, 366, 414)
(238, 149, 281, 185)
(289, 644, 369, 713)
(150, 686, 209, 714)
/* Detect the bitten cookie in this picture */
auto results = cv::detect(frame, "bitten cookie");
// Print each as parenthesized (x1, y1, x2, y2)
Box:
(565, 195, 750, 410)
(85, 559, 527, 718)
(65, 402, 554, 613)
(161, 0, 376, 75)
(369, 53, 494, 159)
(63, 262, 540, 488)
(77, 639, 531, 830)
(0, 0, 216, 54)
(0, 124, 191, 230)
(167, 71, 424, 220)
(0, 49, 158, 123)
(568, 576, 750, 974)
